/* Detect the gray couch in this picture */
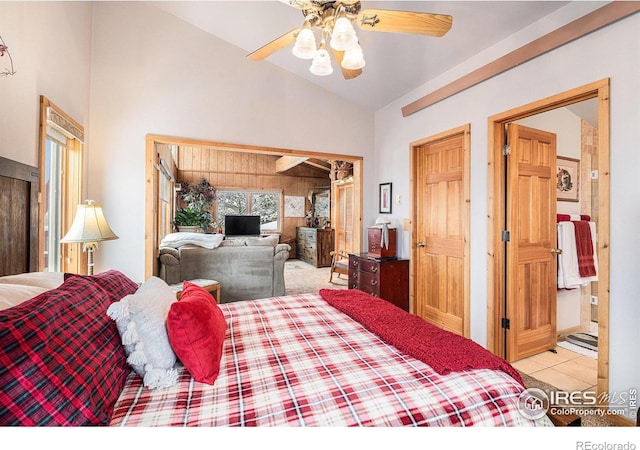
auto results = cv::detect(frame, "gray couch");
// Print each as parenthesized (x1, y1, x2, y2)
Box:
(158, 239, 290, 303)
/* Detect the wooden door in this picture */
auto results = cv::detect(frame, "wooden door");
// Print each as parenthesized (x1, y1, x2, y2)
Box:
(413, 126, 469, 336)
(505, 124, 557, 361)
(333, 183, 354, 254)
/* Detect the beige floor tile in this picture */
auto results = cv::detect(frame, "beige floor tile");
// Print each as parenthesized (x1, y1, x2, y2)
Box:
(552, 360, 597, 385)
(511, 358, 548, 374)
(571, 355, 598, 370)
(529, 367, 592, 392)
(526, 347, 579, 367)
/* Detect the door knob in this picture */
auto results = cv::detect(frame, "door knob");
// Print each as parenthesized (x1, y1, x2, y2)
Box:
(551, 248, 563, 255)
(417, 241, 426, 248)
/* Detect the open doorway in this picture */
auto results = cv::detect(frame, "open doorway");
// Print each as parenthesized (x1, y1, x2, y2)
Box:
(487, 79, 610, 402)
(143, 135, 363, 280)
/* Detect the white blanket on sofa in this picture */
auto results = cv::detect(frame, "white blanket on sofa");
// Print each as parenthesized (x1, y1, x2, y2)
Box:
(159, 232, 224, 250)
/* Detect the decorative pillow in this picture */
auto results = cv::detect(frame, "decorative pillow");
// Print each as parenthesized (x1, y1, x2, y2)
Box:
(167, 281, 227, 385)
(0, 276, 129, 425)
(106, 276, 178, 389)
(246, 235, 279, 247)
(219, 238, 246, 247)
(65, 269, 139, 304)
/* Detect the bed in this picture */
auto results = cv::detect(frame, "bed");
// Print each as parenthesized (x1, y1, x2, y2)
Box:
(0, 269, 552, 427)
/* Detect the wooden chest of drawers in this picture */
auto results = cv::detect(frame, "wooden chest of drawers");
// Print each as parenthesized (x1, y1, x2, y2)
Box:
(348, 253, 409, 311)
(296, 227, 334, 268)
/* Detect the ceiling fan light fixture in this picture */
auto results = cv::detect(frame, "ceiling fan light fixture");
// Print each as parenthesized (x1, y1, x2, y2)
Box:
(309, 41, 333, 76)
(292, 25, 316, 59)
(330, 16, 358, 51)
(342, 43, 366, 70)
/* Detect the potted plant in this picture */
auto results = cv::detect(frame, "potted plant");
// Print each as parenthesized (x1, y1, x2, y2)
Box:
(172, 207, 212, 232)
(173, 179, 216, 232)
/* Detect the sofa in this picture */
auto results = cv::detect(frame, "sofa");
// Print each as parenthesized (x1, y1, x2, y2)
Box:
(158, 235, 290, 303)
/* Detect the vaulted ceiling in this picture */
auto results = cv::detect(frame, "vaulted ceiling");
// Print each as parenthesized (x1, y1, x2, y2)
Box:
(151, 1, 572, 111)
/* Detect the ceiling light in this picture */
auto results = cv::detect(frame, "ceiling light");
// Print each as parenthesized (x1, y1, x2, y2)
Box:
(309, 39, 333, 76)
(330, 16, 358, 51)
(292, 22, 316, 59)
(341, 43, 366, 70)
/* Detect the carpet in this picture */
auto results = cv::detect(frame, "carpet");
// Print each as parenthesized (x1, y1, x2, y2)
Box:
(284, 259, 348, 295)
(519, 372, 618, 427)
(557, 340, 597, 359)
(565, 332, 598, 352)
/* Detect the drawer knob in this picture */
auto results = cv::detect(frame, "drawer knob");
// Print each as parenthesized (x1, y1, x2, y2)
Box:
(371, 280, 378, 286)
(371, 265, 378, 273)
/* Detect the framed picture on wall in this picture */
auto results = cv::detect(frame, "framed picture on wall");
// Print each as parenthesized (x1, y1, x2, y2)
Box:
(379, 182, 392, 213)
(284, 195, 305, 217)
(556, 156, 580, 202)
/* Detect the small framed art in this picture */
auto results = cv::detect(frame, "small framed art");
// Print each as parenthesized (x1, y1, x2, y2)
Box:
(379, 182, 392, 214)
(556, 156, 579, 202)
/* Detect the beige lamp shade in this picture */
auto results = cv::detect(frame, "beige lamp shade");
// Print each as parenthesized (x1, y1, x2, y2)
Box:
(61, 201, 118, 244)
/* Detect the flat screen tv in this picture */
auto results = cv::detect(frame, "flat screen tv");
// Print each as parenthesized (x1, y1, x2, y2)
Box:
(224, 215, 261, 237)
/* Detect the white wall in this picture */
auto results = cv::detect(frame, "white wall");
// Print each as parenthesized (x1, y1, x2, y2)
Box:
(88, 2, 374, 281)
(0, 2, 92, 167)
(375, 5, 640, 417)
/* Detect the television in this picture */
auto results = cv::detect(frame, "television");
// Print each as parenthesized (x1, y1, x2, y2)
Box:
(224, 215, 261, 237)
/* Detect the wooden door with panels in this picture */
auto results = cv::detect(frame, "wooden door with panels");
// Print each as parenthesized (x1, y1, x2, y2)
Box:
(333, 182, 354, 254)
(504, 124, 558, 361)
(411, 125, 470, 336)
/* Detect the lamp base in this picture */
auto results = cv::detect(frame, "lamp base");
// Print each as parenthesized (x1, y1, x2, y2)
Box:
(82, 242, 98, 276)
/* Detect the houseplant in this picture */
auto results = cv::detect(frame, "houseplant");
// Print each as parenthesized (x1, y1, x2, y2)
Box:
(173, 179, 216, 232)
(172, 207, 212, 232)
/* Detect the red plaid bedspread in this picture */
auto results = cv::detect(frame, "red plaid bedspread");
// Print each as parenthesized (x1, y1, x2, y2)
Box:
(110, 294, 551, 427)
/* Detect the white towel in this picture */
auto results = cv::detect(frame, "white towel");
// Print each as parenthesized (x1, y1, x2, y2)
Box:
(557, 221, 598, 289)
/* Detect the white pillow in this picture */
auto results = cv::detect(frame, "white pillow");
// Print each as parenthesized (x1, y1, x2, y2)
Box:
(0, 272, 64, 290)
(106, 276, 178, 389)
(0, 284, 48, 311)
(246, 235, 279, 247)
(160, 232, 224, 249)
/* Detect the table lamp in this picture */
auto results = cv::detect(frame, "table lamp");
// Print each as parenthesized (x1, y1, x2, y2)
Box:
(60, 200, 119, 275)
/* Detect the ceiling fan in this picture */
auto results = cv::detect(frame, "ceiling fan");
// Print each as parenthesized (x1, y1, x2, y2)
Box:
(247, 0, 453, 79)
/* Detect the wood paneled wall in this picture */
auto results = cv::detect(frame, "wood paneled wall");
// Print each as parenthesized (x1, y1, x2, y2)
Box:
(176, 146, 330, 241)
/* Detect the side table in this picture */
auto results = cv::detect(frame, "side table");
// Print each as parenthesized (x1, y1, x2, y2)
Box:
(169, 279, 220, 303)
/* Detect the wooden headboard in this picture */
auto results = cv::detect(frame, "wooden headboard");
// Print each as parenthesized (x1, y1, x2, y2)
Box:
(0, 156, 39, 276)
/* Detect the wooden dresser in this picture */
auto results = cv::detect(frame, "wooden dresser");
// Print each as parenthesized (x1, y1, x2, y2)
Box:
(296, 227, 334, 268)
(348, 253, 409, 311)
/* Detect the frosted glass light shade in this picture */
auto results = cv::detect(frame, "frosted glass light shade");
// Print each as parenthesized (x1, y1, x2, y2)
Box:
(292, 27, 316, 59)
(342, 43, 366, 70)
(309, 46, 333, 76)
(330, 17, 358, 51)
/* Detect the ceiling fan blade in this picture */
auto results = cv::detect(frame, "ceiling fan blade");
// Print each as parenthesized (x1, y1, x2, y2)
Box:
(357, 9, 453, 37)
(247, 28, 300, 61)
(331, 49, 363, 80)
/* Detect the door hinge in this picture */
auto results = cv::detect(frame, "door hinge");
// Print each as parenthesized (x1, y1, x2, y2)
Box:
(501, 230, 510, 242)
(502, 144, 511, 156)
(502, 318, 511, 330)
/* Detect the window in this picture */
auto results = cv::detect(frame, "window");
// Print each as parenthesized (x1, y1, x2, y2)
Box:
(38, 96, 84, 273)
(217, 190, 281, 232)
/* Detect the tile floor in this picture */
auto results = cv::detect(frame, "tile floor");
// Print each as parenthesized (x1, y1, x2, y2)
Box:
(512, 346, 597, 393)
